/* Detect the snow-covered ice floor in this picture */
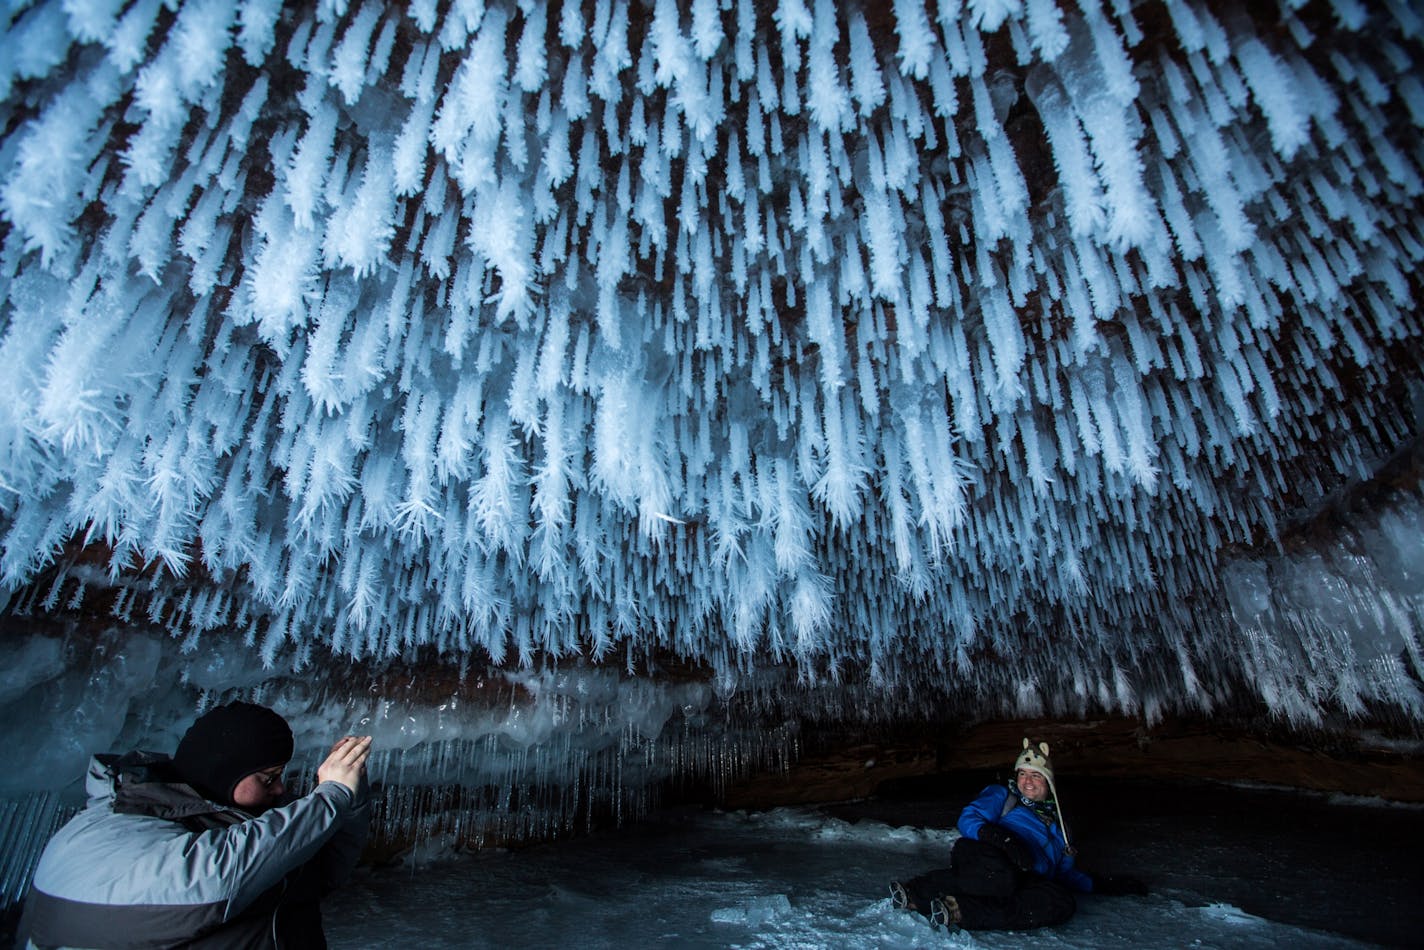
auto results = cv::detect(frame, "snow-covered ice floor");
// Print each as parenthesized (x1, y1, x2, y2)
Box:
(328, 778, 1421, 949)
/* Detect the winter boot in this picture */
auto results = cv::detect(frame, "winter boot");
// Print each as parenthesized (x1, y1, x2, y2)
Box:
(888, 881, 911, 910)
(929, 895, 962, 931)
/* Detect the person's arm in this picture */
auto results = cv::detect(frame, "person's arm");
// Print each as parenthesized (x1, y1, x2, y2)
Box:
(1056, 856, 1095, 893)
(1081, 867, 1149, 895)
(214, 736, 373, 917)
(956, 785, 1008, 839)
(960, 787, 1040, 872)
(308, 764, 372, 894)
(206, 783, 358, 917)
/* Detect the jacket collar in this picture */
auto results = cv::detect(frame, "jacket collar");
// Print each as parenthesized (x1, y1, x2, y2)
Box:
(90, 751, 246, 822)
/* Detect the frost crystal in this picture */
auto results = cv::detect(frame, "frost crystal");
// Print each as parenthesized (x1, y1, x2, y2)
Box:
(0, 0, 1421, 759)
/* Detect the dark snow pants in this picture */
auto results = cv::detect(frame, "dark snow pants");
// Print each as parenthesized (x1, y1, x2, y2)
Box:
(901, 837, 1076, 931)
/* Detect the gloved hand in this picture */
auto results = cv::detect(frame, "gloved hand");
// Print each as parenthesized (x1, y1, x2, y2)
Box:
(1093, 874, 1148, 896)
(977, 825, 1034, 871)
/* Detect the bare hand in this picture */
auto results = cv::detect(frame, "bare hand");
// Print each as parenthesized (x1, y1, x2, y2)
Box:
(316, 735, 372, 793)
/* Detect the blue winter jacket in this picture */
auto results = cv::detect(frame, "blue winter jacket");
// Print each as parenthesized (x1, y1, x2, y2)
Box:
(957, 784, 1094, 893)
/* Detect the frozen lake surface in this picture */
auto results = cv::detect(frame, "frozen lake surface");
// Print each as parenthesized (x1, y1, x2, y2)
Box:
(328, 778, 1421, 949)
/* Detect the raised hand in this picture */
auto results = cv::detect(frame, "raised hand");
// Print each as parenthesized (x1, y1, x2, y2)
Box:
(316, 735, 373, 793)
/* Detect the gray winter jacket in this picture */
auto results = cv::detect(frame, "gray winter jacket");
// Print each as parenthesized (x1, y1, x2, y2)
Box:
(18, 751, 370, 949)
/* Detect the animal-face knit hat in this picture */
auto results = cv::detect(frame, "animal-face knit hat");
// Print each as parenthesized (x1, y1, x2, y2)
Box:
(1014, 738, 1055, 787)
(1013, 738, 1071, 846)
(173, 701, 294, 807)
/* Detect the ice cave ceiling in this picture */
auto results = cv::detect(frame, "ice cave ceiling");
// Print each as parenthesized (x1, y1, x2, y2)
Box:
(0, 0, 1422, 820)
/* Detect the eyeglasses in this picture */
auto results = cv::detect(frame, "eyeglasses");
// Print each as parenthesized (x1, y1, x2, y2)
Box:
(254, 768, 285, 788)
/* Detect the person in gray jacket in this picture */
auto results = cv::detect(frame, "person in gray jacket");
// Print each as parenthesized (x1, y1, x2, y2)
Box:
(17, 701, 373, 949)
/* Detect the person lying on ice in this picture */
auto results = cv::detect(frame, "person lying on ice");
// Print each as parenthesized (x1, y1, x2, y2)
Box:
(18, 701, 373, 948)
(889, 738, 1145, 931)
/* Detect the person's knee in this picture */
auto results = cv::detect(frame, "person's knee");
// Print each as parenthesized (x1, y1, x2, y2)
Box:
(952, 838, 1018, 896)
(953, 837, 1006, 866)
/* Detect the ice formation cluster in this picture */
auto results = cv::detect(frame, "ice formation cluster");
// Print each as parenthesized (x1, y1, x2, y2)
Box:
(1, 0, 1423, 866)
